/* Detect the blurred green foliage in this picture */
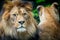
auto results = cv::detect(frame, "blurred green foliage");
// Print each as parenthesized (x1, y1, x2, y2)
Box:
(35, 0, 45, 3)
(33, 9, 40, 23)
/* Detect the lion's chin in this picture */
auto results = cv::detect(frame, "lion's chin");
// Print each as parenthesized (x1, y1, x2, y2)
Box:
(17, 28, 26, 32)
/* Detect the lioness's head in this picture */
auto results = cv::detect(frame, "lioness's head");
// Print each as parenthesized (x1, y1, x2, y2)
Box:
(1, 1, 37, 39)
(37, 2, 59, 22)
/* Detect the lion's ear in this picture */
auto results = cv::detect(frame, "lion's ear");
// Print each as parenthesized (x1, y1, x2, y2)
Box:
(5, 0, 20, 3)
(2, 11, 10, 21)
(4, 0, 21, 10)
(51, 2, 58, 9)
(3, 1, 13, 11)
(24, 2, 33, 11)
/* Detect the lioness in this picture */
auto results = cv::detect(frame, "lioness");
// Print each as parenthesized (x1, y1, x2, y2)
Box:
(37, 2, 60, 40)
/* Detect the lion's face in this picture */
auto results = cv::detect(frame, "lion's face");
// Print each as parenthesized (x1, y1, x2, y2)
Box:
(8, 6, 36, 33)
(2, 5, 37, 36)
(9, 6, 31, 32)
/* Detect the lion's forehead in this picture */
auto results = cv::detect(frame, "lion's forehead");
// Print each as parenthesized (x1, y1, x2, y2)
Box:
(10, 6, 18, 14)
(10, 6, 28, 14)
(19, 8, 27, 13)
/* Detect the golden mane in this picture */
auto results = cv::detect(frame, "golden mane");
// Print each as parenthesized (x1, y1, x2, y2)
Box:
(0, 1, 38, 40)
(3, 0, 32, 12)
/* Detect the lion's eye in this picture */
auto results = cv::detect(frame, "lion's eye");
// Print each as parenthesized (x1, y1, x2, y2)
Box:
(13, 14, 17, 16)
(23, 13, 27, 15)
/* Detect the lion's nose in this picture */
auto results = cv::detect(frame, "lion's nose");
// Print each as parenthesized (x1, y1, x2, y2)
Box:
(18, 21, 25, 25)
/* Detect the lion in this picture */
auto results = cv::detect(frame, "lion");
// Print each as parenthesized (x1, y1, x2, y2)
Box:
(37, 2, 60, 40)
(0, 1, 39, 40)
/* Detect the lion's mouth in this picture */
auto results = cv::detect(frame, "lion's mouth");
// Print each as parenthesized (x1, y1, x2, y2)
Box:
(17, 26, 26, 32)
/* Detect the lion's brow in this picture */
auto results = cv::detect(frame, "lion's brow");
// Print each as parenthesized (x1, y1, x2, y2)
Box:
(18, 8, 26, 14)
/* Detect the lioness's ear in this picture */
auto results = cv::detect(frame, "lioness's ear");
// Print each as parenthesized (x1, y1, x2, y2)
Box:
(37, 5, 44, 11)
(37, 5, 45, 16)
(24, 2, 33, 11)
(3, 1, 13, 10)
(51, 2, 58, 9)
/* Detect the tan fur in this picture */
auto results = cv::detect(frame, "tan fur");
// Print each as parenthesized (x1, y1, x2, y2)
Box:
(0, 1, 38, 40)
(37, 2, 60, 40)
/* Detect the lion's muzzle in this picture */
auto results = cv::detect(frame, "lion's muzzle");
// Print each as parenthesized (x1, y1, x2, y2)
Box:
(18, 21, 25, 25)
(17, 25, 26, 32)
